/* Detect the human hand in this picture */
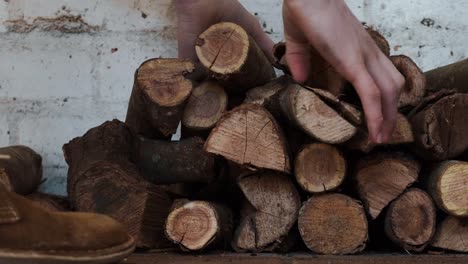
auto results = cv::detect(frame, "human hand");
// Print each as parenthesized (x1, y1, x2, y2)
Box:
(175, 0, 274, 62)
(283, 0, 405, 143)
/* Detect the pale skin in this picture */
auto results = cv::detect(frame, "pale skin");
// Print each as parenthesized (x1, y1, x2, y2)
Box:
(176, 0, 405, 143)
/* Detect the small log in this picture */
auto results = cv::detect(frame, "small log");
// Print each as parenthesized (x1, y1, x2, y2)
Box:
(298, 193, 368, 254)
(26, 192, 70, 212)
(355, 153, 420, 219)
(133, 136, 217, 185)
(125, 58, 195, 138)
(182, 80, 228, 133)
(294, 143, 346, 193)
(204, 103, 290, 173)
(232, 172, 300, 252)
(0, 145, 42, 195)
(431, 216, 468, 253)
(165, 200, 233, 251)
(244, 75, 290, 116)
(425, 58, 468, 95)
(391, 55, 426, 110)
(427, 161, 468, 217)
(384, 188, 436, 251)
(410, 93, 468, 160)
(195, 22, 275, 93)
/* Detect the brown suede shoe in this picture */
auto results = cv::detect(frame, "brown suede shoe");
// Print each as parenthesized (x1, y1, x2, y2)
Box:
(0, 184, 135, 264)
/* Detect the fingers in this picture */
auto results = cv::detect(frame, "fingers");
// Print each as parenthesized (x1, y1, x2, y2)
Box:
(284, 40, 310, 83)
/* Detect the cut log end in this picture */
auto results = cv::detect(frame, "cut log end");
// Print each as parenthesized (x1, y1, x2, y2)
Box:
(298, 193, 368, 255)
(384, 188, 436, 251)
(431, 216, 468, 253)
(391, 55, 426, 109)
(295, 143, 346, 193)
(205, 103, 290, 173)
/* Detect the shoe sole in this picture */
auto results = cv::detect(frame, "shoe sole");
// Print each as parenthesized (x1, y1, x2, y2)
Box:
(0, 236, 135, 264)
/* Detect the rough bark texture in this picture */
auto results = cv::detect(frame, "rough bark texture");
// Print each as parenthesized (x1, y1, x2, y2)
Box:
(204, 103, 290, 173)
(195, 22, 275, 93)
(63, 120, 173, 249)
(355, 153, 420, 219)
(431, 216, 468, 253)
(125, 58, 195, 138)
(182, 80, 228, 132)
(133, 136, 217, 185)
(384, 188, 436, 251)
(295, 143, 346, 193)
(298, 193, 368, 255)
(427, 161, 468, 217)
(165, 200, 233, 251)
(232, 172, 300, 252)
(391, 55, 426, 110)
(425, 58, 468, 95)
(26, 192, 70, 212)
(0, 145, 42, 195)
(410, 93, 468, 161)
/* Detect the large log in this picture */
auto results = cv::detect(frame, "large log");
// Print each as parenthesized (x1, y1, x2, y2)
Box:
(294, 143, 346, 193)
(384, 188, 436, 252)
(165, 200, 233, 251)
(298, 193, 368, 254)
(425, 58, 468, 95)
(410, 93, 468, 160)
(390, 55, 426, 110)
(355, 153, 420, 219)
(427, 161, 468, 217)
(232, 172, 300, 252)
(431, 216, 468, 253)
(195, 22, 275, 93)
(204, 103, 291, 173)
(26, 192, 70, 212)
(0, 145, 42, 195)
(125, 58, 195, 139)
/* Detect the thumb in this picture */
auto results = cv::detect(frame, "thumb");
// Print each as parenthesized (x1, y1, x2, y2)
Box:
(285, 40, 310, 83)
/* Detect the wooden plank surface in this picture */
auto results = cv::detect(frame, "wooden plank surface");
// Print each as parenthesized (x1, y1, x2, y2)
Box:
(124, 252, 468, 264)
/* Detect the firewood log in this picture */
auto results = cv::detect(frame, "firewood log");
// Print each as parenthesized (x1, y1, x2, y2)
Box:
(195, 22, 275, 93)
(232, 172, 300, 252)
(298, 193, 368, 254)
(390, 55, 426, 110)
(26, 192, 70, 212)
(384, 188, 436, 251)
(425, 58, 468, 95)
(0, 145, 42, 195)
(165, 200, 233, 251)
(431, 216, 468, 253)
(355, 153, 420, 219)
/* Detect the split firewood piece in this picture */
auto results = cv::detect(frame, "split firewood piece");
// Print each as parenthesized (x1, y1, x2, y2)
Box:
(384, 188, 436, 252)
(347, 113, 414, 153)
(125, 58, 195, 138)
(195, 22, 275, 93)
(0, 145, 42, 195)
(390, 55, 426, 110)
(165, 200, 233, 251)
(366, 27, 390, 56)
(232, 172, 300, 252)
(427, 161, 468, 217)
(410, 93, 468, 160)
(355, 153, 420, 219)
(133, 136, 217, 184)
(431, 216, 468, 253)
(294, 143, 346, 193)
(298, 193, 368, 255)
(244, 75, 291, 117)
(204, 103, 290, 173)
(182, 80, 228, 133)
(26, 192, 70, 212)
(425, 58, 468, 95)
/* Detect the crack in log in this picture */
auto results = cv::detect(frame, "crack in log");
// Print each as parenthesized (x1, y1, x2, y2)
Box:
(208, 29, 236, 70)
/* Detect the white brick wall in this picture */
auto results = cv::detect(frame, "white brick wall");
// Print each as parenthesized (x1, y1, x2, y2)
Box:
(0, 0, 467, 195)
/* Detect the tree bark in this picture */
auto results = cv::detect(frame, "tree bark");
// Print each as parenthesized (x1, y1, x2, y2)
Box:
(391, 55, 426, 110)
(431, 216, 468, 253)
(410, 93, 468, 160)
(204, 103, 291, 173)
(0, 145, 42, 195)
(26, 192, 70, 212)
(125, 58, 196, 139)
(298, 193, 368, 254)
(165, 200, 233, 251)
(195, 22, 275, 94)
(355, 153, 420, 219)
(425, 58, 468, 95)
(427, 160, 468, 217)
(232, 172, 300, 252)
(384, 188, 436, 252)
(294, 143, 346, 193)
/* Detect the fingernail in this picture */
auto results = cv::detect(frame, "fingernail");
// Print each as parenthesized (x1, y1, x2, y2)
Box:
(376, 132, 383, 144)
